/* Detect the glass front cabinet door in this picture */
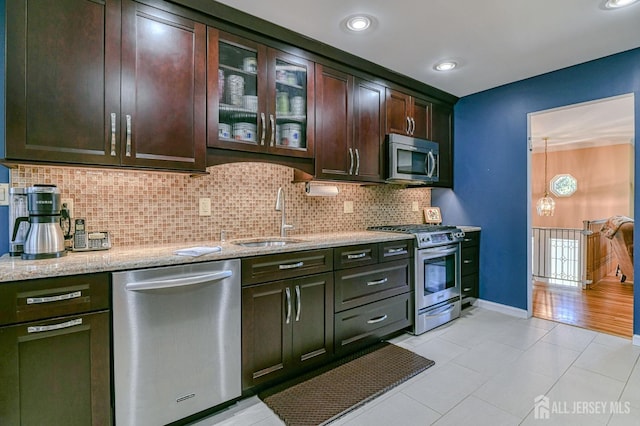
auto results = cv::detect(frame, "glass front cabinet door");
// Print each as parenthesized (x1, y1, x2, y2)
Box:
(208, 29, 314, 158)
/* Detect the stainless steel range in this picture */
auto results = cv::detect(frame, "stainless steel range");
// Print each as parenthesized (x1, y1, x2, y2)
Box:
(368, 224, 465, 334)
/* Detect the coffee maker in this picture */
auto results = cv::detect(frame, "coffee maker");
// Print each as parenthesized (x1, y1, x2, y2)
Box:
(21, 184, 67, 260)
(8, 187, 29, 256)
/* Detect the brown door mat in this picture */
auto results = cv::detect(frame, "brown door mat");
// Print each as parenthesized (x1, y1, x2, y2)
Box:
(259, 342, 435, 426)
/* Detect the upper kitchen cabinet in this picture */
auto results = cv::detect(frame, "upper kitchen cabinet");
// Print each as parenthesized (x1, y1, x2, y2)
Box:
(385, 89, 431, 140)
(5, 0, 122, 166)
(5, 0, 207, 172)
(207, 29, 314, 159)
(315, 64, 385, 182)
(120, 1, 206, 171)
(430, 102, 453, 188)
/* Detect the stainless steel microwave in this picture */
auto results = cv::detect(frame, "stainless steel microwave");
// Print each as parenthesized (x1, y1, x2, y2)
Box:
(386, 133, 439, 185)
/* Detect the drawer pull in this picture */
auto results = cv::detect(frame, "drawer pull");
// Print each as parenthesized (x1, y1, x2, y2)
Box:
(279, 261, 304, 270)
(463, 238, 472, 242)
(347, 253, 367, 260)
(463, 287, 472, 292)
(28, 318, 82, 334)
(367, 278, 388, 286)
(387, 248, 406, 254)
(27, 291, 82, 305)
(463, 260, 473, 264)
(367, 314, 388, 324)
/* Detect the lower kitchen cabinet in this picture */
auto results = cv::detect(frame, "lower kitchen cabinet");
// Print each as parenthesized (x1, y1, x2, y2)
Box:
(0, 274, 111, 426)
(461, 230, 480, 304)
(241, 272, 334, 390)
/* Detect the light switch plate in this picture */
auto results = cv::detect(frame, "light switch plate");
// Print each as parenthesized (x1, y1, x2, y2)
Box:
(343, 200, 354, 214)
(0, 184, 8, 206)
(61, 198, 74, 218)
(199, 198, 211, 216)
(412, 201, 419, 212)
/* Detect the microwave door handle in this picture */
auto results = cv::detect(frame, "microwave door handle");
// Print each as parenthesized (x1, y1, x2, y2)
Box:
(427, 150, 436, 177)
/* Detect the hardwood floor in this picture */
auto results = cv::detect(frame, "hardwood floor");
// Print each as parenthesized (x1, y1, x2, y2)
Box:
(533, 274, 634, 337)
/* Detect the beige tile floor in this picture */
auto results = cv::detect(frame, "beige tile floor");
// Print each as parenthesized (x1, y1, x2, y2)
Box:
(192, 306, 640, 426)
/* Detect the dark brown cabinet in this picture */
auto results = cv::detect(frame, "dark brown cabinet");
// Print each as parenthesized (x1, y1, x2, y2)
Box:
(461, 230, 480, 304)
(241, 250, 333, 390)
(431, 102, 454, 188)
(5, 0, 206, 172)
(315, 64, 386, 182)
(0, 274, 111, 425)
(385, 89, 431, 140)
(207, 29, 315, 159)
(333, 240, 413, 354)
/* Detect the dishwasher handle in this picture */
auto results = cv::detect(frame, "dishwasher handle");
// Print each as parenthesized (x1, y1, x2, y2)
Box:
(125, 270, 233, 291)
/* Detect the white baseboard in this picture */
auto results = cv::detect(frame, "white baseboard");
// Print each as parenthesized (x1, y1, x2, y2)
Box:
(633, 335, 640, 347)
(474, 299, 529, 319)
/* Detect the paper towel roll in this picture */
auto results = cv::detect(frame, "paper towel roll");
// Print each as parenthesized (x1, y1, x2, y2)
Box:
(305, 183, 339, 197)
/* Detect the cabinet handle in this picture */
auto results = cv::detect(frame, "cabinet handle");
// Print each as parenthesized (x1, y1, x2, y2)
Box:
(367, 277, 388, 286)
(367, 314, 388, 324)
(279, 261, 304, 270)
(410, 117, 416, 135)
(463, 260, 472, 264)
(354, 148, 360, 175)
(463, 238, 473, 242)
(295, 285, 301, 322)
(27, 291, 82, 305)
(125, 114, 132, 157)
(348, 148, 354, 175)
(406, 116, 411, 134)
(347, 252, 367, 260)
(269, 114, 275, 147)
(110, 113, 117, 156)
(285, 287, 291, 324)
(387, 248, 406, 255)
(463, 287, 472, 292)
(260, 112, 266, 145)
(28, 318, 82, 334)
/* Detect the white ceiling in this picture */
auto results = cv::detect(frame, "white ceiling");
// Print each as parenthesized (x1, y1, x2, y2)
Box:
(213, 0, 640, 98)
(530, 94, 635, 150)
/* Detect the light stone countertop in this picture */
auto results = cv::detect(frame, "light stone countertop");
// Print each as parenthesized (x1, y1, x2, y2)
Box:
(458, 225, 482, 233)
(0, 231, 413, 283)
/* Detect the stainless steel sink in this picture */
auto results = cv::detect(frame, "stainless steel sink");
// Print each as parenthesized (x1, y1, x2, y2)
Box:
(232, 238, 305, 248)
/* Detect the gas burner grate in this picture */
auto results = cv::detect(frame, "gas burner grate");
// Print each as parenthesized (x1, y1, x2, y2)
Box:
(368, 224, 458, 234)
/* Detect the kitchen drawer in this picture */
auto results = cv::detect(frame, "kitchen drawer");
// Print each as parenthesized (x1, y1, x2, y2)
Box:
(334, 293, 413, 355)
(461, 273, 479, 299)
(241, 249, 333, 285)
(461, 246, 479, 276)
(0, 273, 110, 326)
(334, 259, 412, 312)
(334, 244, 378, 270)
(461, 231, 479, 249)
(378, 239, 413, 263)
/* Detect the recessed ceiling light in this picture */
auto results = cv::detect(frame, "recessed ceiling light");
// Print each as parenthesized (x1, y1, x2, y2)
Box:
(434, 61, 457, 71)
(604, 0, 638, 8)
(344, 15, 374, 32)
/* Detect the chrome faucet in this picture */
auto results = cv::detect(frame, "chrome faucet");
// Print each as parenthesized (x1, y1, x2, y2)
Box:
(275, 187, 294, 237)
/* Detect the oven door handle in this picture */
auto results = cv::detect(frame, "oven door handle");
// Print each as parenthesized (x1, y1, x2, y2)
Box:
(424, 303, 456, 317)
(421, 245, 459, 257)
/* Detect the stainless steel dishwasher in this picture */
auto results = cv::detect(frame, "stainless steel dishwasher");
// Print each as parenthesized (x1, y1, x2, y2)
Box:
(112, 259, 241, 426)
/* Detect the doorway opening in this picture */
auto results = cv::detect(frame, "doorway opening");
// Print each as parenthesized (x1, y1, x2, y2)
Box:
(528, 93, 635, 337)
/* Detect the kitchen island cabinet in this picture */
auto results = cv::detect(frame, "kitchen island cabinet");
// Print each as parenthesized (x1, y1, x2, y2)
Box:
(0, 273, 111, 425)
(5, 0, 206, 172)
(241, 249, 334, 390)
(314, 64, 386, 182)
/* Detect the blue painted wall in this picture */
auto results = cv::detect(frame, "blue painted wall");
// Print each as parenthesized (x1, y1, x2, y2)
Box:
(432, 47, 640, 335)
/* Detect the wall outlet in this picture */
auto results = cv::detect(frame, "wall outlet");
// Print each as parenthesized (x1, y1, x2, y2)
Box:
(198, 198, 211, 216)
(61, 198, 74, 218)
(343, 200, 354, 214)
(412, 201, 419, 212)
(0, 184, 8, 206)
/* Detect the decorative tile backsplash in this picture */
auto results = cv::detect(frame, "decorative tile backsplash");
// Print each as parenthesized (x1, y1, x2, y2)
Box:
(10, 163, 431, 247)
